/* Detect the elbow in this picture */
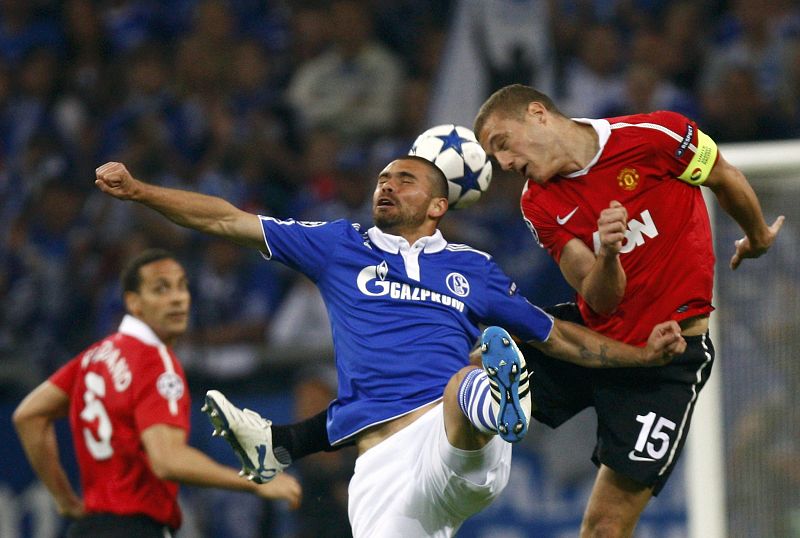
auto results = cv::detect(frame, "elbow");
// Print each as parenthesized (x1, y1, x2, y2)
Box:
(583, 283, 625, 316)
(148, 455, 178, 481)
(12, 404, 33, 432)
(592, 304, 618, 317)
(585, 297, 621, 317)
(11, 407, 24, 429)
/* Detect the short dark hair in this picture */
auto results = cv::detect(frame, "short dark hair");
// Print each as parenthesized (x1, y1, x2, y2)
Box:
(474, 84, 562, 138)
(396, 155, 449, 199)
(121, 249, 179, 294)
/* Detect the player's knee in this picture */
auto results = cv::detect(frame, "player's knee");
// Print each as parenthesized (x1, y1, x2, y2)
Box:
(444, 366, 480, 404)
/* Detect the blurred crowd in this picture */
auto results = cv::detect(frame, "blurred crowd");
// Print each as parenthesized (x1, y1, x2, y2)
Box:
(2, 0, 800, 392)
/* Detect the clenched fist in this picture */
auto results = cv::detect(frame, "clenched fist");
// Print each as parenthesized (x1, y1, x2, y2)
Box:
(597, 200, 627, 256)
(95, 162, 140, 200)
(643, 320, 686, 365)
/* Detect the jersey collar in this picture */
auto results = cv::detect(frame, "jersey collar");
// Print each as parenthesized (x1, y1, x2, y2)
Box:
(367, 226, 447, 254)
(562, 118, 611, 178)
(118, 314, 165, 347)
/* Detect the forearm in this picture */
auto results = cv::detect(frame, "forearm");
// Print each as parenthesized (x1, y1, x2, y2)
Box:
(579, 253, 626, 315)
(153, 444, 258, 493)
(16, 418, 81, 507)
(531, 320, 647, 368)
(131, 182, 258, 245)
(710, 169, 770, 246)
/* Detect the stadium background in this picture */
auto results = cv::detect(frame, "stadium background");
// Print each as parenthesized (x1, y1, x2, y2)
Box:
(0, 1, 798, 536)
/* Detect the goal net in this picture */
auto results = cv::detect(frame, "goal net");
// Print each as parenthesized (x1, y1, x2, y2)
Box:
(688, 139, 800, 538)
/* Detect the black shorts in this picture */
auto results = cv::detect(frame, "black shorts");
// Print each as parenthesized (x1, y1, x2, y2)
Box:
(519, 303, 715, 495)
(67, 513, 175, 538)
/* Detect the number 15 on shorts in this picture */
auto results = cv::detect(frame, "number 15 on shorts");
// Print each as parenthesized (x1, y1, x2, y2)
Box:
(629, 412, 676, 462)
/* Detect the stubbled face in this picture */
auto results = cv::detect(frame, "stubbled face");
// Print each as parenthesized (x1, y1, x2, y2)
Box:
(372, 159, 437, 234)
(126, 259, 190, 346)
(478, 110, 559, 185)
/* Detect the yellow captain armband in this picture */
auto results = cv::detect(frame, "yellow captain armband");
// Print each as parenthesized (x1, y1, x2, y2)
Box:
(678, 129, 718, 185)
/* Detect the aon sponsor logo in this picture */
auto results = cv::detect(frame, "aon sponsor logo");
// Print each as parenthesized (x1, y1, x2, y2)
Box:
(593, 210, 659, 255)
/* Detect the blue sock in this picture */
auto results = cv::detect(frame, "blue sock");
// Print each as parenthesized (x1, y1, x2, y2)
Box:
(457, 368, 498, 434)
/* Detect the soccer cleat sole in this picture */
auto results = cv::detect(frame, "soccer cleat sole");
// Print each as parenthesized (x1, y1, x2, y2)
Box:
(202, 392, 269, 484)
(481, 326, 529, 443)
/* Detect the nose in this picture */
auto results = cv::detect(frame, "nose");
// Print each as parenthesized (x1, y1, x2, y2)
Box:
(495, 151, 514, 171)
(171, 288, 190, 304)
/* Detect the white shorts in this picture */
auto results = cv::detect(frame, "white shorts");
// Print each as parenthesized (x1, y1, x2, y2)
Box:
(348, 403, 511, 538)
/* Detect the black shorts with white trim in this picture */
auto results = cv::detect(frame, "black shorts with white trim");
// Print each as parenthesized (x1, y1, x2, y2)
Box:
(519, 302, 714, 495)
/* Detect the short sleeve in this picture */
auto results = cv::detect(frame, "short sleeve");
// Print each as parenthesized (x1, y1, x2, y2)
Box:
(259, 218, 350, 280)
(483, 259, 554, 342)
(648, 111, 719, 186)
(49, 357, 81, 394)
(133, 347, 190, 433)
(520, 194, 571, 264)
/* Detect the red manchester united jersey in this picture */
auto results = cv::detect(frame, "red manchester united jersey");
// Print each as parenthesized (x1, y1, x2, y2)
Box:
(521, 111, 717, 345)
(50, 315, 190, 529)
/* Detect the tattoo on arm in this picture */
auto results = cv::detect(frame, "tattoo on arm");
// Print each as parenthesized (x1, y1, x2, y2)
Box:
(579, 343, 636, 367)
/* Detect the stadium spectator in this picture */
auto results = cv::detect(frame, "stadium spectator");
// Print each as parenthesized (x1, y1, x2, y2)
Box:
(599, 62, 699, 120)
(703, 0, 798, 105)
(181, 238, 283, 382)
(267, 275, 331, 355)
(473, 83, 784, 537)
(559, 24, 625, 118)
(658, 1, 707, 92)
(12, 248, 301, 537)
(285, 0, 403, 144)
(0, 0, 63, 67)
(93, 157, 685, 537)
(1, 180, 91, 374)
(701, 64, 796, 142)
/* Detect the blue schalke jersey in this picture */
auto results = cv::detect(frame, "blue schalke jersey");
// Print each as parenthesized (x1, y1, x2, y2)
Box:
(259, 217, 554, 445)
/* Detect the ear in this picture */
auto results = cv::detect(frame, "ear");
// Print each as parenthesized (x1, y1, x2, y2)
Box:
(428, 196, 448, 219)
(526, 101, 546, 122)
(124, 291, 141, 317)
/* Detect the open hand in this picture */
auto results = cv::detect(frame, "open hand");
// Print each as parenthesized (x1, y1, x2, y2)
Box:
(730, 215, 785, 270)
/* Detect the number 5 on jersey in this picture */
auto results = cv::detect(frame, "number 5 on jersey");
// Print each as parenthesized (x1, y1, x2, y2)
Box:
(80, 372, 114, 460)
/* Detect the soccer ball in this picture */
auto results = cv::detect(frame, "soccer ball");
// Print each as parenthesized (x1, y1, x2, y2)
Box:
(408, 124, 492, 210)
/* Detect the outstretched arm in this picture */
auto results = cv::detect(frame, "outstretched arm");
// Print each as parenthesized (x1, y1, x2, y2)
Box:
(704, 152, 785, 270)
(13, 382, 85, 519)
(141, 424, 302, 508)
(530, 319, 686, 368)
(95, 162, 266, 251)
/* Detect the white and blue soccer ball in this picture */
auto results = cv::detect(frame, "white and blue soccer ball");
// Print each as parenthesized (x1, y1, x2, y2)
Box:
(408, 124, 492, 210)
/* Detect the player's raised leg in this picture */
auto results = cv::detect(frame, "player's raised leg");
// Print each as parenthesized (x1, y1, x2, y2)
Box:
(202, 390, 290, 484)
(443, 326, 531, 448)
(481, 326, 531, 442)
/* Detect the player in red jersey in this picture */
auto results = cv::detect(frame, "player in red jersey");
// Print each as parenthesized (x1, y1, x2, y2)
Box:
(13, 249, 301, 538)
(474, 84, 785, 537)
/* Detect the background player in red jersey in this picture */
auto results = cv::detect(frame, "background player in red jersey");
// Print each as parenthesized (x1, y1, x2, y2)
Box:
(13, 249, 301, 538)
(474, 84, 785, 538)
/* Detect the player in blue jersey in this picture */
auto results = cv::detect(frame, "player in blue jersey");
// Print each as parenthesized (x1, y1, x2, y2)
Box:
(95, 157, 685, 537)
